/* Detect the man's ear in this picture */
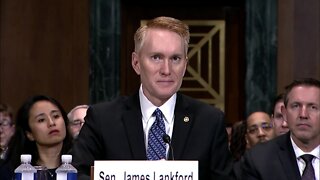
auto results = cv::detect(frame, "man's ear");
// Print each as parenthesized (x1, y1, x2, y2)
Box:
(131, 52, 141, 75)
(281, 105, 287, 122)
(181, 57, 188, 77)
(245, 134, 250, 149)
(26, 131, 35, 141)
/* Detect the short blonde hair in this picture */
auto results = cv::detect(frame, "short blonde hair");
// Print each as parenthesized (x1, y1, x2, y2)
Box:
(134, 16, 190, 56)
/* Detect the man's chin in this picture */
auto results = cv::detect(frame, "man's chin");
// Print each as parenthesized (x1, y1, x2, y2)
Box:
(279, 131, 288, 135)
(259, 139, 268, 143)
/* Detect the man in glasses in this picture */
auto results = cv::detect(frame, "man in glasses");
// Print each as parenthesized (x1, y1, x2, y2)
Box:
(0, 104, 15, 160)
(67, 105, 89, 139)
(245, 111, 276, 149)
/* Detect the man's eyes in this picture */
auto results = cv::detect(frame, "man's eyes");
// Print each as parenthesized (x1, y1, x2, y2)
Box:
(150, 55, 183, 63)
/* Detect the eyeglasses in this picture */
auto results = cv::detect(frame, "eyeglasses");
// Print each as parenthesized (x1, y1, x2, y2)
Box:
(0, 120, 12, 128)
(69, 119, 85, 127)
(247, 122, 273, 134)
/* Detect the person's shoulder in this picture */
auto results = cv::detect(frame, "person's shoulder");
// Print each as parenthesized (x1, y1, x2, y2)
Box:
(246, 133, 288, 156)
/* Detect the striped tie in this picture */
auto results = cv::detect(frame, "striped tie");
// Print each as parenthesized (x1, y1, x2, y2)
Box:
(146, 108, 166, 160)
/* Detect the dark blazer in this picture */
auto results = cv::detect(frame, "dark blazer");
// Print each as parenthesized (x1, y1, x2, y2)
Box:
(71, 92, 233, 180)
(240, 132, 301, 180)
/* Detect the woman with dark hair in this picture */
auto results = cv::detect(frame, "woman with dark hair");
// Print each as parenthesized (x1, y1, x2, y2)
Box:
(230, 120, 247, 179)
(0, 95, 73, 179)
(230, 121, 247, 161)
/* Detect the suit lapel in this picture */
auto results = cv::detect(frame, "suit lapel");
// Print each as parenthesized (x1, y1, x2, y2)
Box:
(171, 93, 193, 159)
(277, 133, 301, 180)
(122, 93, 147, 159)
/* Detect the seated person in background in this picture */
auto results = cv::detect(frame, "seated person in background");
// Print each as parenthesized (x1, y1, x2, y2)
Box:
(271, 93, 289, 136)
(67, 105, 89, 138)
(230, 121, 247, 180)
(226, 122, 233, 148)
(71, 16, 233, 180)
(1, 95, 73, 180)
(0, 104, 15, 160)
(230, 121, 247, 161)
(241, 78, 320, 180)
(245, 111, 276, 149)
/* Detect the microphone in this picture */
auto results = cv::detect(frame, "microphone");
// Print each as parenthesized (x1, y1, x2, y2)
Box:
(162, 134, 174, 160)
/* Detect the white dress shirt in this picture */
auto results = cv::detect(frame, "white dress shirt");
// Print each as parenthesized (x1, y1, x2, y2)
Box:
(139, 85, 176, 158)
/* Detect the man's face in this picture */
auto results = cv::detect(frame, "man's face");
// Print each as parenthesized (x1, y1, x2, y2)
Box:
(272, 101, 289, 136)
(68, 108, 87, 138)
(0, 112, 15, 149)
(283, 86, 320, 148)
(246, 112, 276, 148)
(132, 28, 187, 106)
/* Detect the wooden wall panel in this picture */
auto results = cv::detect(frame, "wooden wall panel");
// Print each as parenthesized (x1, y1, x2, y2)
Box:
(0, 0, 89, 114)
(278, 0, 320, 92)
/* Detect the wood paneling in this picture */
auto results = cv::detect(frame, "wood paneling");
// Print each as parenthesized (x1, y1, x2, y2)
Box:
(0, 0, 89, 114)
(277, 0, 320, 92)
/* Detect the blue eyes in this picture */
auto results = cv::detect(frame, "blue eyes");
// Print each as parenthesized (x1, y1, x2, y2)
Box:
(289, 103, 319, 112)
(151, 55, 182, 63)
(151, 55, 161, 60)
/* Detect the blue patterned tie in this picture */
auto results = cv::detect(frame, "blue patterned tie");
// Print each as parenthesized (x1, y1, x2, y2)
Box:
(301, 154, 315, 180)
(146, 108, 166, 160)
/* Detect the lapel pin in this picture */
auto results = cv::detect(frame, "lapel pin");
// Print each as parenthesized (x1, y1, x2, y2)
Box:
(184, 117, 189, 122)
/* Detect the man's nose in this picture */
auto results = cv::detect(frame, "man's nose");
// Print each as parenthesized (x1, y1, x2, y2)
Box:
(160, 59, 171, 75)
(282, 120, 288, 127)
(299, 106, 308, 118)
(257, 127, 266, 136)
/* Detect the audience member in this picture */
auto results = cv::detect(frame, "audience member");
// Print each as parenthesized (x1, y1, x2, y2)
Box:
(71, 16, 233, 180)
(0, 104, 15, 160)
(67, 105, 89, 138)
(230, 121, 247, 161)
(245, 111, 276, 149)
(230, 121, 247, 180)
(226, 122, 233, 148)
(271, 93, 289, 136)
(241, 78, 320, 179)
(0, 95, 73, 180)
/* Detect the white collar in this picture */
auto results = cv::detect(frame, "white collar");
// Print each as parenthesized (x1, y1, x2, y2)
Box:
(290, 135, 320, 159)
(139, 85, 176, 124)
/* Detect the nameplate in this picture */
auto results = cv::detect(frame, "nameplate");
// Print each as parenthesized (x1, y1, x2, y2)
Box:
(94, 160, 198, 180)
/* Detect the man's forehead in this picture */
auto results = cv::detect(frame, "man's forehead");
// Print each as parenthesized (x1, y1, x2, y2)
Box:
(287, 86, 320, 103)
(247, 113, 271, 125)
(248, 119, 271, 127)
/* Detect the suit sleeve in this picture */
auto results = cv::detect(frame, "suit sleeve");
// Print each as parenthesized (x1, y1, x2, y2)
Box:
(240, 149, 261, 180)
(209, 110, 234, 180)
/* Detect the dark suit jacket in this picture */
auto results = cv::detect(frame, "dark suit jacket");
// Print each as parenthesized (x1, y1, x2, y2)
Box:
(240, 132, 301, 180)
(71, 92, 233, 180)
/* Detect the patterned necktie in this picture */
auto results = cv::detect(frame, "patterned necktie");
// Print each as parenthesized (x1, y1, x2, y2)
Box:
(146, 108, 166, 160)
(301, 154, 315, 180)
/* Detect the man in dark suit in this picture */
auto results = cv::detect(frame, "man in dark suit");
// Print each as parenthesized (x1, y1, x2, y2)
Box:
(240, 78, 320, 180)
(71, 16, 233, 180)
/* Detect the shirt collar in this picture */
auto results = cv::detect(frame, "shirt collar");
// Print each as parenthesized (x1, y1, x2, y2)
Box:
(290, 135, 320, 159)
(139, 85, 176, 124)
